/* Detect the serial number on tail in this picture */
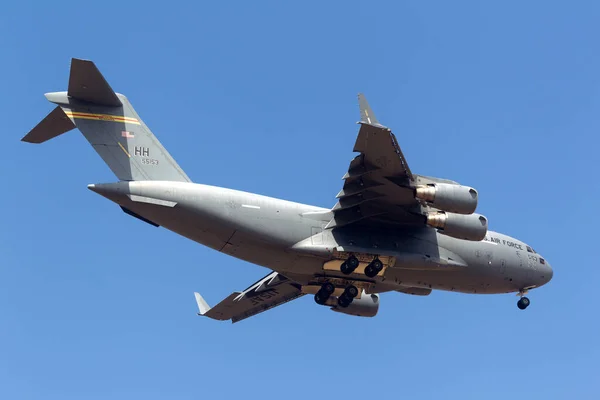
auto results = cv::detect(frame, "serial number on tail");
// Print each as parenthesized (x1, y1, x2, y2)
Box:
(141, 158, 159, 165)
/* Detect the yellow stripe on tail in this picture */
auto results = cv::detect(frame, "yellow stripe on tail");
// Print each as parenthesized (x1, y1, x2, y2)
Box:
(63, 111, 141, 125)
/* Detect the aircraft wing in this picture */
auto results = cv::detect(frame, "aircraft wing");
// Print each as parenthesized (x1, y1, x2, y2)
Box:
(194, 271, 304, 323)
(327, 94, 424, 229)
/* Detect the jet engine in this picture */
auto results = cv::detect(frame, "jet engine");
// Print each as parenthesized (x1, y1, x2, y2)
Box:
(426, 211, 488, 241)
(415, 183, 478, 215)
(331, 292, 380, 317)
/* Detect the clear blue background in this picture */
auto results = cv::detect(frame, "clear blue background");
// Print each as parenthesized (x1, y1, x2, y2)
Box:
(1, 1, 598, 399)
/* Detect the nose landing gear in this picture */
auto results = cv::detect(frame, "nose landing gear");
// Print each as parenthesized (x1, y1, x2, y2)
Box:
(517, 290, 531, 310)
(517, 297, 530, 310)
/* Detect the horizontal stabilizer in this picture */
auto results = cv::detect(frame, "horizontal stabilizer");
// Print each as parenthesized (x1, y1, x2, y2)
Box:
(68, 58, 122, 107)
(21, 106, 75, 143)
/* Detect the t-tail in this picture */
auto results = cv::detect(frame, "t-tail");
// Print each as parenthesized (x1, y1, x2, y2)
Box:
(22, 58, 190, 183)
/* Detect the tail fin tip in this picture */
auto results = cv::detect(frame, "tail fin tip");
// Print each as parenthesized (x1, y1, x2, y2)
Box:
(67, 58, 122, 107)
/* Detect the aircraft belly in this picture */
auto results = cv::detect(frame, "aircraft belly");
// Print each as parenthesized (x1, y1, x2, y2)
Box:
(91, 181, 319, 270)
(123, 201, 235, 251)
(290, 228, 519, 294)
(384, 268, 515, 294)
(123, 200, 301, 270)
(219, 230, 301, 270)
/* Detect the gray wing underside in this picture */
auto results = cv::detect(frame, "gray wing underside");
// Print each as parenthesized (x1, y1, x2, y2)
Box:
(194, 271, 304, 323)
(327, 94, 423, 229)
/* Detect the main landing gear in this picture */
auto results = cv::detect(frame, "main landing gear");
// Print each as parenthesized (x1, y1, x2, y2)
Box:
(340, 255, 384, 278)
(517, 290, 530, 310)
(314, 283, 359, 308)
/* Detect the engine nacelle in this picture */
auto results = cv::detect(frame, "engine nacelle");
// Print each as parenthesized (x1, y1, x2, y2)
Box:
(415, 183, 478, 215)
(331, 292, 380, 318)
(426, 211, 488, 241)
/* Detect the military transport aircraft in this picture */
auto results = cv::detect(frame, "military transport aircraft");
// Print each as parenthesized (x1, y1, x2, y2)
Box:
(23, 58, 553, 323)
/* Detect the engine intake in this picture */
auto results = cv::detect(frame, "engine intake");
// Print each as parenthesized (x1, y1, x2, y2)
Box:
(426, 211, 488, 241)
(415, 183, 478, 214)
(331, 292, 380, 317)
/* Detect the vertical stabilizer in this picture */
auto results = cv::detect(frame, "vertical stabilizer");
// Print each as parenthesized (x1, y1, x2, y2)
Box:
(22, 58, 191, 183)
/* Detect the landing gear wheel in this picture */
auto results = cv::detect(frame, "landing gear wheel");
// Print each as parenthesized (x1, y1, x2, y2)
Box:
(344, 285, 359, 298)
(340, 262, 352, 274)
(347, 255, 359, 269)
(337, 294, 352, 308)
(365, 258, 384, 278)
(341, 255, 360, 275)
(517, 297, 530, 310)
(321, 282, 335, 295)
(314, 282, 336, 305)
(314, 291, 328, 305)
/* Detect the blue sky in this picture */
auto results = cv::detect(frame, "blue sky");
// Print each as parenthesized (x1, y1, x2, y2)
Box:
(1, 1, 599, 398)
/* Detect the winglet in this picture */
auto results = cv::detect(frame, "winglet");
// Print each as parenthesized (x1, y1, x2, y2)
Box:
(194, 292, 212, 316)
(358, 93, 386, 128)
(193, 292, 238, 321)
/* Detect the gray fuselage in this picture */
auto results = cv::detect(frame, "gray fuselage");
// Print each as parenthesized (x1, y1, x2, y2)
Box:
(89, 180, 553, 296)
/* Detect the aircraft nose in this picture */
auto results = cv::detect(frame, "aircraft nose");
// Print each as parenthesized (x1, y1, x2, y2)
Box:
(539, 258, 553, 285)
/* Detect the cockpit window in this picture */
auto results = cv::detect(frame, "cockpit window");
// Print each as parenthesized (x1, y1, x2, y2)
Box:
(526, 246, 534, 253)
(540, 257, 546, 264)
